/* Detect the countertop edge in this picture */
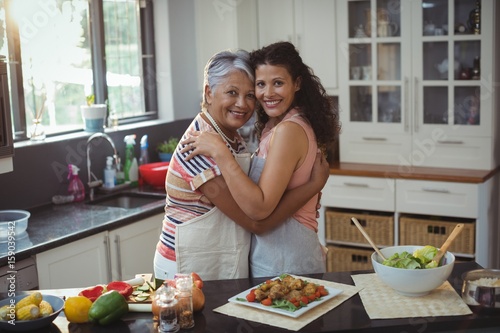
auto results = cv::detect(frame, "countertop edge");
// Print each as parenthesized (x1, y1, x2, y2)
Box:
(329, 162, 500, 183)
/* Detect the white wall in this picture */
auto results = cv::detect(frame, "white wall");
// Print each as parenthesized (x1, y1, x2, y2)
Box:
(153, 0, 201, 121)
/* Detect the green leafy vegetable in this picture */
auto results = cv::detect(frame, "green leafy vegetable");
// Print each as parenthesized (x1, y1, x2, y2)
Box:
(271, 299, 297, 312)
(382, 246, 439, 269)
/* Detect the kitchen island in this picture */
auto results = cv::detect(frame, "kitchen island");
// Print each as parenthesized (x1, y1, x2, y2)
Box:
(3, 262, 499, 333)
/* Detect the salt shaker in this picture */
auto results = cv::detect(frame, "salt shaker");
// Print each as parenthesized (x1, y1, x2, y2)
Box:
(174, 273, 195, 329)
(156, 284, 179, 333)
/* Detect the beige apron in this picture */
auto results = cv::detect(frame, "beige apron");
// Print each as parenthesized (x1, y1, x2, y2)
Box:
(174, 151, 252, 281)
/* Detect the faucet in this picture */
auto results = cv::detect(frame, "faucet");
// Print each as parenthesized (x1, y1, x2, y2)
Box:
(86, 133, 118, 201)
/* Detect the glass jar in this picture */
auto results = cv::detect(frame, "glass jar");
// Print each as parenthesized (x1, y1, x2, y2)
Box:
(174, 274, 195, 329)
(155, 284, 179, 333)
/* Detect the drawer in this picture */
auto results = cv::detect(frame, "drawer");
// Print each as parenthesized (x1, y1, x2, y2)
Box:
(396, 179, 478, 218)
(322, 175, 395, 211)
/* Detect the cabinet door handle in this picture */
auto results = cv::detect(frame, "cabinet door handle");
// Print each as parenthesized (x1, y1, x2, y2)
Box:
(114, 235, 122, 282)
(104, 234, 112, 282)
(437, 140, 464, 144)
(343, 182, 369, 188)
(362, 137, 387, 141)
(422, 187, 450, 193)
(414, 77, 419, 133)
(404, 77, 410, 132)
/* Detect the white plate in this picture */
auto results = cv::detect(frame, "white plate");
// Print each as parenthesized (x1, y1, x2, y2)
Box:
(228, 278, 343, 318)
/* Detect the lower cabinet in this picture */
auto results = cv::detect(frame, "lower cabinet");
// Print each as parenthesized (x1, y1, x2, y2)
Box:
(322, 173, 500, 271)
(36, 213, 163, 289)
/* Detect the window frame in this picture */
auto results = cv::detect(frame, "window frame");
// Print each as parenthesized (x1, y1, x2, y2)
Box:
(5, 0, 158, 142)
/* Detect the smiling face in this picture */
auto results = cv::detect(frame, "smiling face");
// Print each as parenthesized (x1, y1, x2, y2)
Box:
(254, 64, 301, 121)
(205, 70, 256, 135)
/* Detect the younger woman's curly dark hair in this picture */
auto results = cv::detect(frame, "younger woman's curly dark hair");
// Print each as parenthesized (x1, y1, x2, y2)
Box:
(249, 41, 340, 155)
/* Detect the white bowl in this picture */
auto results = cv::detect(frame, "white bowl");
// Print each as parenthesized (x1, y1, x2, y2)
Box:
(371, 245, 455, 297)
(0, 210, 30, 239)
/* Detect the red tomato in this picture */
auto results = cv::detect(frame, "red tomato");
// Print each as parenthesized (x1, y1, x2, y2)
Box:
(300, 296, 309, 305)
(318, 286, 329, 296)
(246, 289, 256, 302)
(315, 291, 321, 298)
(260, 297, 272, 306)
(307, 294, 317, 301)
(292, 301, 300, 307)
(265, 279, 272, 285)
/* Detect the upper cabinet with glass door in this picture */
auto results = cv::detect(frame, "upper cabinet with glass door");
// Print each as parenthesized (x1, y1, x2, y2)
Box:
(337, 0, 499, 170)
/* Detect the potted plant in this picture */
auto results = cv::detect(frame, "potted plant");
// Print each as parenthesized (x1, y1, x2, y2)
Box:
(157, 137, 179, 162)
(81, 94, 107, 132)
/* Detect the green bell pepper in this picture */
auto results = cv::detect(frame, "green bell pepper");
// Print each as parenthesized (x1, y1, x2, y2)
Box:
(88, 290, 129, 325)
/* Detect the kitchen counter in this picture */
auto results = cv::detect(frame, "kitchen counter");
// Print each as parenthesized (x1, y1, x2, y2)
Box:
(329, 162, 499, 184)
(0, 186, 166, 266)
(4, 262, 499, 333)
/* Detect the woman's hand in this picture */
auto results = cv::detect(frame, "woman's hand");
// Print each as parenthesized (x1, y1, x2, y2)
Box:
(180, 131, 228, 160)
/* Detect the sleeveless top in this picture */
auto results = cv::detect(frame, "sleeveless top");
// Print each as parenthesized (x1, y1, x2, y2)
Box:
(257, 108, 319, 232)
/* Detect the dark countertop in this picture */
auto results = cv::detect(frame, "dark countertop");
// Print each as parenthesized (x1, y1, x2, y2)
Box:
(0, 186, 166, 266)
(4, 262, 499, 333)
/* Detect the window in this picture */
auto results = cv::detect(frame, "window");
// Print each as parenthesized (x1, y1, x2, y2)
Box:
(1, 0, 156, 140)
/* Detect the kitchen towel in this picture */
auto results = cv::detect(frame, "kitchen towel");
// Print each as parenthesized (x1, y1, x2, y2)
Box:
(352, 273, 472, 319)
(213, 276, 361, 331)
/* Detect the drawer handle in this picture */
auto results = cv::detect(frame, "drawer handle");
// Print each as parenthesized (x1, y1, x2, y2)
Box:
(362, 137, 387, 141)
(422, 187, 450, 193)
(437, 140, 464, 144)
(351, 254, 369, 264)
(344, 182, 369, 188)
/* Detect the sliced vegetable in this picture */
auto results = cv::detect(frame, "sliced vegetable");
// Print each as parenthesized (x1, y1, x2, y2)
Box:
(79, 285, 105, 302)
(107, 281, 134, 298)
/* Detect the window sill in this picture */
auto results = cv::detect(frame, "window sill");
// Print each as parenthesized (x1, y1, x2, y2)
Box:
(14, 119, 171, 149)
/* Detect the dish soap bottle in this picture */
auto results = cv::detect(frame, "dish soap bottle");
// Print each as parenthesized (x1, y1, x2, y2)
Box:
(68, 164, 85, 202)
(124, 134, 139, 186)
(104, 156, 116, 189)
(139, 134, 150, 165)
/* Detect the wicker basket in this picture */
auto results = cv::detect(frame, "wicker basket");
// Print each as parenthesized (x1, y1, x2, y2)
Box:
(399, 216, 475, 254)
(325, 210, 394, 246)
(327, 245, 374, 272)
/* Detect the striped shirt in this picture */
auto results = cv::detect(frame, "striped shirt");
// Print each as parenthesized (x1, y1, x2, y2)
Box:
(156, 113, 247, 261)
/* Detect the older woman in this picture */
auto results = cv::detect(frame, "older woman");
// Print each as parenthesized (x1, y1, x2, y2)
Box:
(153, 49, 328, 281)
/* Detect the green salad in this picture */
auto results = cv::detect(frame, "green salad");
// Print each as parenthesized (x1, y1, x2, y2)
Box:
(382, 245, 439, 269)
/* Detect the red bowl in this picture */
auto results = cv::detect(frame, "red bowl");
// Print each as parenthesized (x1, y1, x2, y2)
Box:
(139, 162, 169, 188)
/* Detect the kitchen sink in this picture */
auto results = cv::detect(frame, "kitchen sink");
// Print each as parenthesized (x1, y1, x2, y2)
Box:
(87, 192, 165, 209)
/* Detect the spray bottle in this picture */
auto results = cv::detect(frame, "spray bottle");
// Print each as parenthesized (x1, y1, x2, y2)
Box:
(124, 134, 139, 186)
(68, 164, 85, 202)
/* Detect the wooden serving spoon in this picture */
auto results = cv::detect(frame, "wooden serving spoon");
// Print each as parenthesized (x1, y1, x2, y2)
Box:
(432, 223, 465, 265)
(351, 217, 386, 261)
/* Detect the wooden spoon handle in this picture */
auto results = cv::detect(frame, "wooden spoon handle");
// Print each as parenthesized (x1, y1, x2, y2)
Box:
(433, 223, 465, 264)
(351, 217, 386, 261)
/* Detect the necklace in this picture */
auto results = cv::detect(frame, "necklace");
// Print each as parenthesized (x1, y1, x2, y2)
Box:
(204, 111, 237, 144)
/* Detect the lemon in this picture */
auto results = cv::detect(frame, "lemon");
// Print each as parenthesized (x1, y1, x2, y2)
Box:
(64, 296, 93, 323)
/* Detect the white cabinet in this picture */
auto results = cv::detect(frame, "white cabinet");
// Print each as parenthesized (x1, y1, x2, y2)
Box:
(36, 232, 109, 289)
(337, 0, 499, 170)
(108, 214, 162, 282)
(257, 0, 338, 93)
(37, 213, 163, 289)
(323, 170, 500, 269)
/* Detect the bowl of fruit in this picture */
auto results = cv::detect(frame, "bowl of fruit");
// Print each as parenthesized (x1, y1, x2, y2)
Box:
(0, 292, 64, 331)
(371, 245, 455, 297)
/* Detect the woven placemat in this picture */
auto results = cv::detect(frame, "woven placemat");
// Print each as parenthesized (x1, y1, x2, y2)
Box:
(213, 276, 361, 331)
(352, 273, 472, 319)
